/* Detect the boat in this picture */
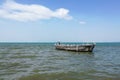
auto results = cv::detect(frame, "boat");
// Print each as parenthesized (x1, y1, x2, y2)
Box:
(55, 42, 95, 52)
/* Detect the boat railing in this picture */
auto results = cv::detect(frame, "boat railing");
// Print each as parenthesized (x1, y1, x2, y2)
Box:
(55, 42, 95, 47)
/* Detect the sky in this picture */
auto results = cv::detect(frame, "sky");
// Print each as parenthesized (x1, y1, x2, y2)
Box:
(0, 0, 120, 42)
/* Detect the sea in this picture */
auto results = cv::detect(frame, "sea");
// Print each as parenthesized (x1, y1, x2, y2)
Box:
(0, 42, 120, 80)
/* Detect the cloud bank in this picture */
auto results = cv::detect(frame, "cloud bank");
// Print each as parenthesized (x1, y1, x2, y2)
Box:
(0, 0, 72, 21)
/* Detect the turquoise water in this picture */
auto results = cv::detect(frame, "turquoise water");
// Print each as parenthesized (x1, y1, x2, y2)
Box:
(0, 43, 120, 80)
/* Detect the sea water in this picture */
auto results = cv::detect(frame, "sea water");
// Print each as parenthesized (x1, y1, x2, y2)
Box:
(0, 42, 120, 80)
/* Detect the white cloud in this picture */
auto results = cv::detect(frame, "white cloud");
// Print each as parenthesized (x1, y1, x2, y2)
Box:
(0, 0, 72, 21)
(79, 21, 86, 24)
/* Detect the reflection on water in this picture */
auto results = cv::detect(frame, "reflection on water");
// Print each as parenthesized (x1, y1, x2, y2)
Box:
(0, 43, 120, 80)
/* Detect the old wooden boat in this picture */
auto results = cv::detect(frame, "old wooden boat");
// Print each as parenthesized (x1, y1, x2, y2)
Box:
(55, 42, 95, 52)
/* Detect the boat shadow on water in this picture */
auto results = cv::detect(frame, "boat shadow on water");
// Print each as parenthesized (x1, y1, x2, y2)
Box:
(55, 49, 95, 55)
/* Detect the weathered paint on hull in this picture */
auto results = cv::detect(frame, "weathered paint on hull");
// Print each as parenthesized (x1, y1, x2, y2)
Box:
(55, 44, 95, 52)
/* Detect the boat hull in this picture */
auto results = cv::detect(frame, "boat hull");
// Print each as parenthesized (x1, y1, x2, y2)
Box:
(55, 44, 95, 52)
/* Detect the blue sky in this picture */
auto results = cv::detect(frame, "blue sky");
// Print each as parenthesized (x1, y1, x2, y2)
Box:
(0, 0, 120, 42)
